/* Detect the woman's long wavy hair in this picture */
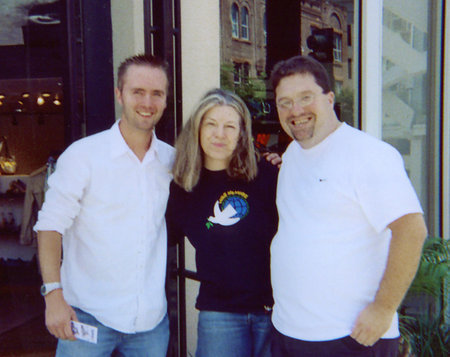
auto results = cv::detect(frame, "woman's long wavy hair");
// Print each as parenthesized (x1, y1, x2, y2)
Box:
(173, 88, 258, 192)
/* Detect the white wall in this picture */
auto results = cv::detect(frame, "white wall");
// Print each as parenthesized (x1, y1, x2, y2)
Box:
(110, 0, 145, 119)
(181, 0, 221, 122)
(360, 0, 383, 138)
(180, 2, 221, 353)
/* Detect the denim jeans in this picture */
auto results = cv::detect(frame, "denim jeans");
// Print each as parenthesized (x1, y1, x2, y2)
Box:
(271, 328, 400, 357)
(196, 310, 272, 357)
(56, 307, 169, 357)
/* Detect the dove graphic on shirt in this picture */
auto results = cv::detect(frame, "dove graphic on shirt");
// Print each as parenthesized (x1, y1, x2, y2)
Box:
(208, 201, 240, 226)
(205, 190, 250, 229)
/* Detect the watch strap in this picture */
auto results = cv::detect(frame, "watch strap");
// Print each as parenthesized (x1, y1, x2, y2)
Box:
(41, 282, 62, 296)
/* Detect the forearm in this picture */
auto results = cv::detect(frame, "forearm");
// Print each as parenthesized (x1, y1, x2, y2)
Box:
(38, 230, 78, 339)
(373, 212, 427, 312)
(38, 230, 63, 283)
(351, 213, 427, 346)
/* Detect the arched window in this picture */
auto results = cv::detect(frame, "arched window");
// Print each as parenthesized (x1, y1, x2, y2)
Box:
(231, 4, 239, 38)
(330, 13, 342, 30)
(241, 7, 249, 40)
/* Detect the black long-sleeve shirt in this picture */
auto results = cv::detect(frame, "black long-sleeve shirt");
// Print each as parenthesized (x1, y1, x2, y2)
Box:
(166, 160, 278, 313)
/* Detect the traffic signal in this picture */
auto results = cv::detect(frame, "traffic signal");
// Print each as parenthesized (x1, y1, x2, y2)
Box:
(306, 28, 334, 63)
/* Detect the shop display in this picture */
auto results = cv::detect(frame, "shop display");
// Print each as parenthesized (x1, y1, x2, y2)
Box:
(0, 136, 17, 175)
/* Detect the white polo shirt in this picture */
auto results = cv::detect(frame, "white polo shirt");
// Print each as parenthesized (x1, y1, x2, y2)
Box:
(35, 121, 174, 333)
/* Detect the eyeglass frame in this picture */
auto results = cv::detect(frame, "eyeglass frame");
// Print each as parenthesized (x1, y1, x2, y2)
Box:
(276, 91, 317, 111)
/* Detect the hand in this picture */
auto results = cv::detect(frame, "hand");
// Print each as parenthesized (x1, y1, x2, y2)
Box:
(263, 152, 282, 168)
(44, 289, 78, 340)
(350, 302, 395, 346)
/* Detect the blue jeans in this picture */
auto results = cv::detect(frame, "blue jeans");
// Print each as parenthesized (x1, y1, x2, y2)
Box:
(56, 307, 169, 357)
(196, 310, 272, 357)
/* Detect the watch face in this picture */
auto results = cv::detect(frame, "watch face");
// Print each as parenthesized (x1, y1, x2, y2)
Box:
(40, 285, 46, 295)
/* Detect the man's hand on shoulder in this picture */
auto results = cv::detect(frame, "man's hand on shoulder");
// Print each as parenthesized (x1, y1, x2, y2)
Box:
(263, 152, 282, 168)
(44, 289, 78, 340)
(350, 301, 395, 347)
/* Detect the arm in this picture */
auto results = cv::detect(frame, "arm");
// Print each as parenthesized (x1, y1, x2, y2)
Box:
(351, 212, 427, 346)
(38, 230, 78, 340)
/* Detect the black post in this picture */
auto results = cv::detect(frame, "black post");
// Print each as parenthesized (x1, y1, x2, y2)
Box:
(266, 0, 301, 76)
(81, 0, 115, 136)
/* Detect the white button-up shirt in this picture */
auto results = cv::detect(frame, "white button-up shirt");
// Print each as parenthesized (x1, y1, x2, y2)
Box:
(34, 121, 174, 333)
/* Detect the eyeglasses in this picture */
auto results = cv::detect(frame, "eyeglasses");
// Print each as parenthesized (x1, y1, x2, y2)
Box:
(276, 93, 316, 111)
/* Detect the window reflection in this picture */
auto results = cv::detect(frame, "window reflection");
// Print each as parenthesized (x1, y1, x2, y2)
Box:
(221, 0, 357, 151)
(382, 0, 429, 210)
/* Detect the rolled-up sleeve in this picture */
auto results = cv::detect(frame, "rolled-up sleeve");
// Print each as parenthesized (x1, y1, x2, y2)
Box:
(34, 142, 90, 235)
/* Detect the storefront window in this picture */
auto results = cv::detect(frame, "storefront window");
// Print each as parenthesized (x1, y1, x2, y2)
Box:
(381, 0, 431, 213)
(0, 0, 115, 354)
(0, 0, 66, 353)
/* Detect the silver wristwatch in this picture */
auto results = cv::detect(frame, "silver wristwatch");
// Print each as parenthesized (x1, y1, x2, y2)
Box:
(40, 282, 62, 296)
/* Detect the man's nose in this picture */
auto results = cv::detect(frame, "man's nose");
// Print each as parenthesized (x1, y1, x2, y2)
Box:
(142, 94, 154, 107)
(291, 101, 306, 115)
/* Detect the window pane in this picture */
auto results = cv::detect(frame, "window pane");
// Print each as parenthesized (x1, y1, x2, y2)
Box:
(382, 0, 430, 211)
(231, 4, 239, 38)
(333, 34, 342, 62)
(241, 7, 249, 40)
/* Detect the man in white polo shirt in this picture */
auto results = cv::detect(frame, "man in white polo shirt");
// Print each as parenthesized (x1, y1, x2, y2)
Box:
(34, 54, 174, 356)
(270, 55, 427, 357)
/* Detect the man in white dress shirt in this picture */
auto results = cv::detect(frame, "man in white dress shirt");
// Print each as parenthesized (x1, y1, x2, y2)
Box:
(34, 54, 174, 356)
(269, 55, 428, 357)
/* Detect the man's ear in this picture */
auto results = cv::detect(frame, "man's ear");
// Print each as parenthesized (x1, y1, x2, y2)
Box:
(115, 87, 123, 105)
(327, 91, 335, 105)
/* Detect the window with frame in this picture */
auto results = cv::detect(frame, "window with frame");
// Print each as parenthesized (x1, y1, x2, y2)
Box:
(333, 33, 342, 62)
(241, 7, 249, 40)
(231, 3, 239, 38)
(233, 62, 241, 84)
(243, 62, 250, 82)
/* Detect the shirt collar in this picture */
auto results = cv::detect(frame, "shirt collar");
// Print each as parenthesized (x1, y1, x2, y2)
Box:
(110, 120, 130, 159)
(109, 119, 167, 163)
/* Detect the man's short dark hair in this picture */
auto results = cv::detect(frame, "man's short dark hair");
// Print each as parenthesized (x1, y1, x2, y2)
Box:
(270, 55, 332, 94)
(117, 54, 170, 91)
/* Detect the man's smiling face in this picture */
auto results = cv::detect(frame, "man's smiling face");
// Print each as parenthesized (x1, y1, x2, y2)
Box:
(115, 64, 168, 134)
(276, 73, 336, 149)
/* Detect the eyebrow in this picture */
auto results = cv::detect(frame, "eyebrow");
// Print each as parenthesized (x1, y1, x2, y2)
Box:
(203, 116, 239, 124)
(278, 90, 315, 98)
(130, 87, 166, 95)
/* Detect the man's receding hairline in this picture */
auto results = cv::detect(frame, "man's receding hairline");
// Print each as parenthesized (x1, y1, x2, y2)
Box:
(119, 63, 169, 92)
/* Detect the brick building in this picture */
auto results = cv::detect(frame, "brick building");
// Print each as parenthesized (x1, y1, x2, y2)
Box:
(220, 0, 353, 93)
(220, 0, 267, 86)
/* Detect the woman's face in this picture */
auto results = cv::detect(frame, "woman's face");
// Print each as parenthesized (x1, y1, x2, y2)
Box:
(200, 105, 241, 170)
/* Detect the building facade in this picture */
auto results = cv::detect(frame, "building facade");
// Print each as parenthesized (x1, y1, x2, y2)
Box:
(220, 0, 267, 85)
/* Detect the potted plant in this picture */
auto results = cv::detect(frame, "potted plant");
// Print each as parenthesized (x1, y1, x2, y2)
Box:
(399, 237, 449, 356)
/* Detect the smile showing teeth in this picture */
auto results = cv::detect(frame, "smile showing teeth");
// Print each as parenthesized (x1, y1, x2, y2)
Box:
(291, 118, 310, 126)
(138, 111, 152, 117)
(290, 114, 314, 126)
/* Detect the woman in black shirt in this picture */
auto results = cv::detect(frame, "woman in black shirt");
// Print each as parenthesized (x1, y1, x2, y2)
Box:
(166, 88, 278, 357)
